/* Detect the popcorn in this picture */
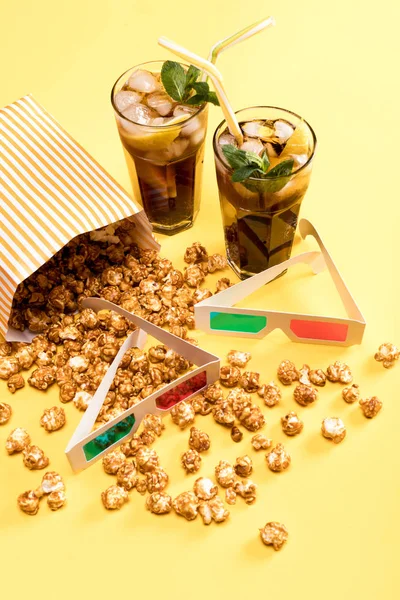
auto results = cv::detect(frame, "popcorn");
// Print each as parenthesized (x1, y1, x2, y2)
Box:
(281, 411, 304, 436)
(146, 492, 172, 515)
(170, 401, 195, 429)
(40, 406, 66, 432)
(136, 447, 159, 473)
(6, 428, 31, 454)
(146, 467, 169, 493)
(234, 455, 253, 477)
(184, 242, 208, 264)
(193, 477, 218, 501)
(237, 405, 265, 432)
(136, 478, 147, 495)
(40, 472, 65, 494)
(47, 490, 66, 511)
(225, 487, 237, 505)
(0, 402, 12, 425)
(239, 371, 261, 393)
(28, 366, 56, 390)
(321, 417, 346, 443)
(359, 397, 383, 418)
(18, 490, 40, 516)
(0, 342, 12, 357)
(260, 522, 288, 550)
(309, 369, 327, 386)
(215, 278, 231, 292)
(342, 384, 360, 403)
(184, 265, 205, 288)
(294, 383, 318, 406)
(203, 383, 224, 403)
(233, 479, 257, 505)
(7, 373, 25, 394)
(120, 434, 144, 457)
(73, 390, 93, 411)
(191, 395, 213, 415)
(181, 449, 202, 474)
(199, 496, 229, 525)
(215, 460, 236, 488)
(0, 357, 20, 379)
(192, 288, 212, 304)
(173, 491, 199, 520)
(228, 389, 252, 416)
(251, 434, 272, 451)
(22, 445, 50, 470)
(298, 364, 311, 385)
(266, 443, 291, 472)
(102, 450, 127, 475)
(189, 427, 211, 452)
(219, 366, 241, 387)
(326, 361, 353, 384)
(374, 342, 399, 368)
(59, 382, 77, 403)
(69, 355, 90, 372)
(116, 462, 138, 491)
(207, 254, 227, 273)
(140, 430, 157, 446)
(142, 413, 165, 437)
(213, 400, 236, 427)
(101, 485, 129, 510)
(231, 426, 243, 443)
(277, 360, 299, 385)
(227, 350, 251, 369)
(257, 381, 281, 407)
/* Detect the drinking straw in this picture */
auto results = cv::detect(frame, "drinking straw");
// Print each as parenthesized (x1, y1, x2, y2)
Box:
(158, 37, 244, 146)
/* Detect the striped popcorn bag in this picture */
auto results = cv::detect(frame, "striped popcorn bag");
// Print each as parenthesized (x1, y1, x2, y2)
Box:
(0, 95, 158, 341)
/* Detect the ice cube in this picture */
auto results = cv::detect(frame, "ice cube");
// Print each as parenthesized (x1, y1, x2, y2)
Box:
(181, 117, 202, 137)
(128, 69, 159, 93)
(219, 132, 238, 147)
(173, 104, 197, 119)
(190, 128, 205, 147)
(240, 139, 265, 155)
(114, 90, 143, 112)
(147, 92, 174, 117)
(152, 117, 166, 126)
(290, 153, 308, 168)
(164, 137, 190, 160)
(122, 103, 158, 125)
(274, 120, 295, 143)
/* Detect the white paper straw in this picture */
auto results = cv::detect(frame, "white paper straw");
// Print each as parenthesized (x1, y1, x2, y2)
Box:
(208, 16, 276, 64)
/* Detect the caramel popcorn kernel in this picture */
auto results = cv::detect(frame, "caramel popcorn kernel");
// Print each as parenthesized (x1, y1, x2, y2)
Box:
(219, 365, 241, 387)
(120, 434, 143, 457)
(146, 467, 169, 493)
(234, 455, 253, 477)
(47, 490, 66, 511)
(7, 373, 25, 394)
(181, 449, 202, 474)
(260, 522, 288, 551)
(73, 391, 93, 411)
(14, 346, 36, 370)
(184, 242, 208, 264)
(215, 460, 236, 488)
(374, 342, 399, 368)
(0, 342, 12, 357)
(207, 254, 227, 273)
(170, 401, 195, 429)
(103, 450, 127, 475)
(257, 381, 282, 407)
(173, 491, 199, 521)
(231, 426, 243, 443)
(277, 360, 299, 385)
(189, 427, 211, 452)
(342, 384, 361, 403)
(203, 383, 224, 403)
(146, 492, 172, 515)
(41, 472, 65, 494)
(215, 278, 231, 292)
(136, 478, 147, 495)
(136, 447, 160, 473)
(6, 428, 31, 454)
(22, 445, 50, 470)
(225, 487, 237, 505)
(266, 443, 291, 473)
(199, 496, 229, 525)
(227, 350, 251, 369)
(238, 405, 265, 432)
(239, 371, 261, 393)
(116, 462, 137, 491)
(140, 430, 157, 446)
(309, 369, 327, 386)
(321, 417, 346, 443)
(233, 479, 257, 505)
(0, 357, 21, 380)
(326, 361, 353, 384)
(18, 490, 40, 516)
(193, 477, 218, 501)
(294, 383, 318, 406)
(359, 396, 383, 418)
(213, 400, 236, 427)
(101, 485, 129, 510)
(142, 413, 165, 437)
(28, 366, 56, 390)
(191, 395, 213, 415)
(281, 411, 304, 436)
(251, 434, 272, 451)
(0, 402, 12, 426)
(40, 406, 66, 432)
(184, 265, 205, 288)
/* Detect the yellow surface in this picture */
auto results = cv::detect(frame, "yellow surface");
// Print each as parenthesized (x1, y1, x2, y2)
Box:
(1, 1, 400, 599)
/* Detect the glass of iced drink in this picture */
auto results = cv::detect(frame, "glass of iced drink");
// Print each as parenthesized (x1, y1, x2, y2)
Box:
(213, 107, 316, 279)
(112, 61, 209, 234)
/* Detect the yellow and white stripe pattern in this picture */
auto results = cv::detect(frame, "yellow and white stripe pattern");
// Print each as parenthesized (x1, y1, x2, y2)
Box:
(0, 95, 155, 336)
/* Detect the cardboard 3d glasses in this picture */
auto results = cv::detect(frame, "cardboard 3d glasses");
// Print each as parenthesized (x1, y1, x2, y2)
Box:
(65, 298, 220, 472)
(194, 219, 365, 346)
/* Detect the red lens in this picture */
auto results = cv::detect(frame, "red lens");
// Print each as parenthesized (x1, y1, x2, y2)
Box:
(290, 319, 348, 342)
(156, 371, 207, 410)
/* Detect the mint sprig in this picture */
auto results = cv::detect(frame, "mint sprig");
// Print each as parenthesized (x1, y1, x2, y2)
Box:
(161, 61, 220, 107)
(221, 144, 294, 193)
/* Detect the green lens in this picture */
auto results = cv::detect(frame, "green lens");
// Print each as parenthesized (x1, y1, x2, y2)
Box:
(210, 312, 267, 334)
(83, 414, 136, 461)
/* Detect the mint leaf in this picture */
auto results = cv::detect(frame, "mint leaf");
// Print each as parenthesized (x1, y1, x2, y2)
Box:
(265, 159, 294, 178)
(243, 151, 263, 168)
(231, 166, 261, 182)
(261, 150, 270, 173)
(186, 94, 207, 106)
(192, 81, 209, 95)
(185, 65, 200, 88)
(206, 91, 219, 106)
(161, 61, 186, 102)
(222, 144, 252, 169)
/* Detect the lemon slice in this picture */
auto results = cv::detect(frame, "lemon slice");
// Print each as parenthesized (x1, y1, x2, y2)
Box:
(126, 116, 189, 152)
(281, 120, 311, 157)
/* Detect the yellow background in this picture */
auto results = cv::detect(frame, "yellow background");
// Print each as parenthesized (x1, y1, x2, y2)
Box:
(1, 0, 400, 598)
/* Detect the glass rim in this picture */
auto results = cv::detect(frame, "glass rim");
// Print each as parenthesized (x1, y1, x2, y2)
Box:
(212, 105, 317, 180)
(111, 59, 207, 129)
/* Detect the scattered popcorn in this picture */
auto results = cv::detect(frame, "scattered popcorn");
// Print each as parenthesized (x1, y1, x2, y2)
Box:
(189, 426, 210, 452)
(7, 373, 25, 394)
(309, 369, 327, 386)
(116, 462, 137, 490)
(258, 381, 281, 407)
(136, 478, 147, 495)
(173, 491, 199, 520)
(239, 371, 261, 393)
(140, 429, 157, 446)
(234, 455, 253, 477)
(170, 401, 195, 429)
(191, 395, 213, 415)
(193, 477, 218, 500)
(6, 428, 31, 454)
(213, 400, 236, 427)
(101, 485, 129, 510)
(146, 467, 169, 493)
(266, 443, 291, 473)
(0, 402, 12, 426)
(281, 412, 304, 436)
(136, 447, 159, 473)
(18, 490, 40, 516)
(47, 490, 66, 511)
(374, 342, 399, 369)
(199, 496, 229, 525)
(41, 472, 65, 494)
(359, 396, 382, 418)
(260, 522, 288, 550)
(219, 366, 241, 387)
(294, 383, 318, 406)
(22, 445, 49, 470)
(233, 479, 257, 504)
(146, 492, 172, 514)
(184, 242, 208, 264)
(73, 390, 93, 411)
(237, 404, 265, 432)
(181, 449, 202, 474)
(321, 417, 346, 443)
(0, 357, 20, 380)
(215, 278, 231, 292)
(207, 254, 227, 273)
(142, 413, 165, 437)
(203, 383, 224, 403)
(28, 366, 56, 390)
(103, 450, 127, 475)
(277, 360, 299, 385)
(342, 384, 360, 403)
(40, 406, 66, 432)
(326, 361, 353, 384)
(231, 426, 243, 443)
(251, 434, 272, 451)
(298, 364, 311, 385)
(225, 487, 237, 505)
(227, 350, 251, 369)
(120, 434, 144, 457)
(215, 460, 236, 488)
